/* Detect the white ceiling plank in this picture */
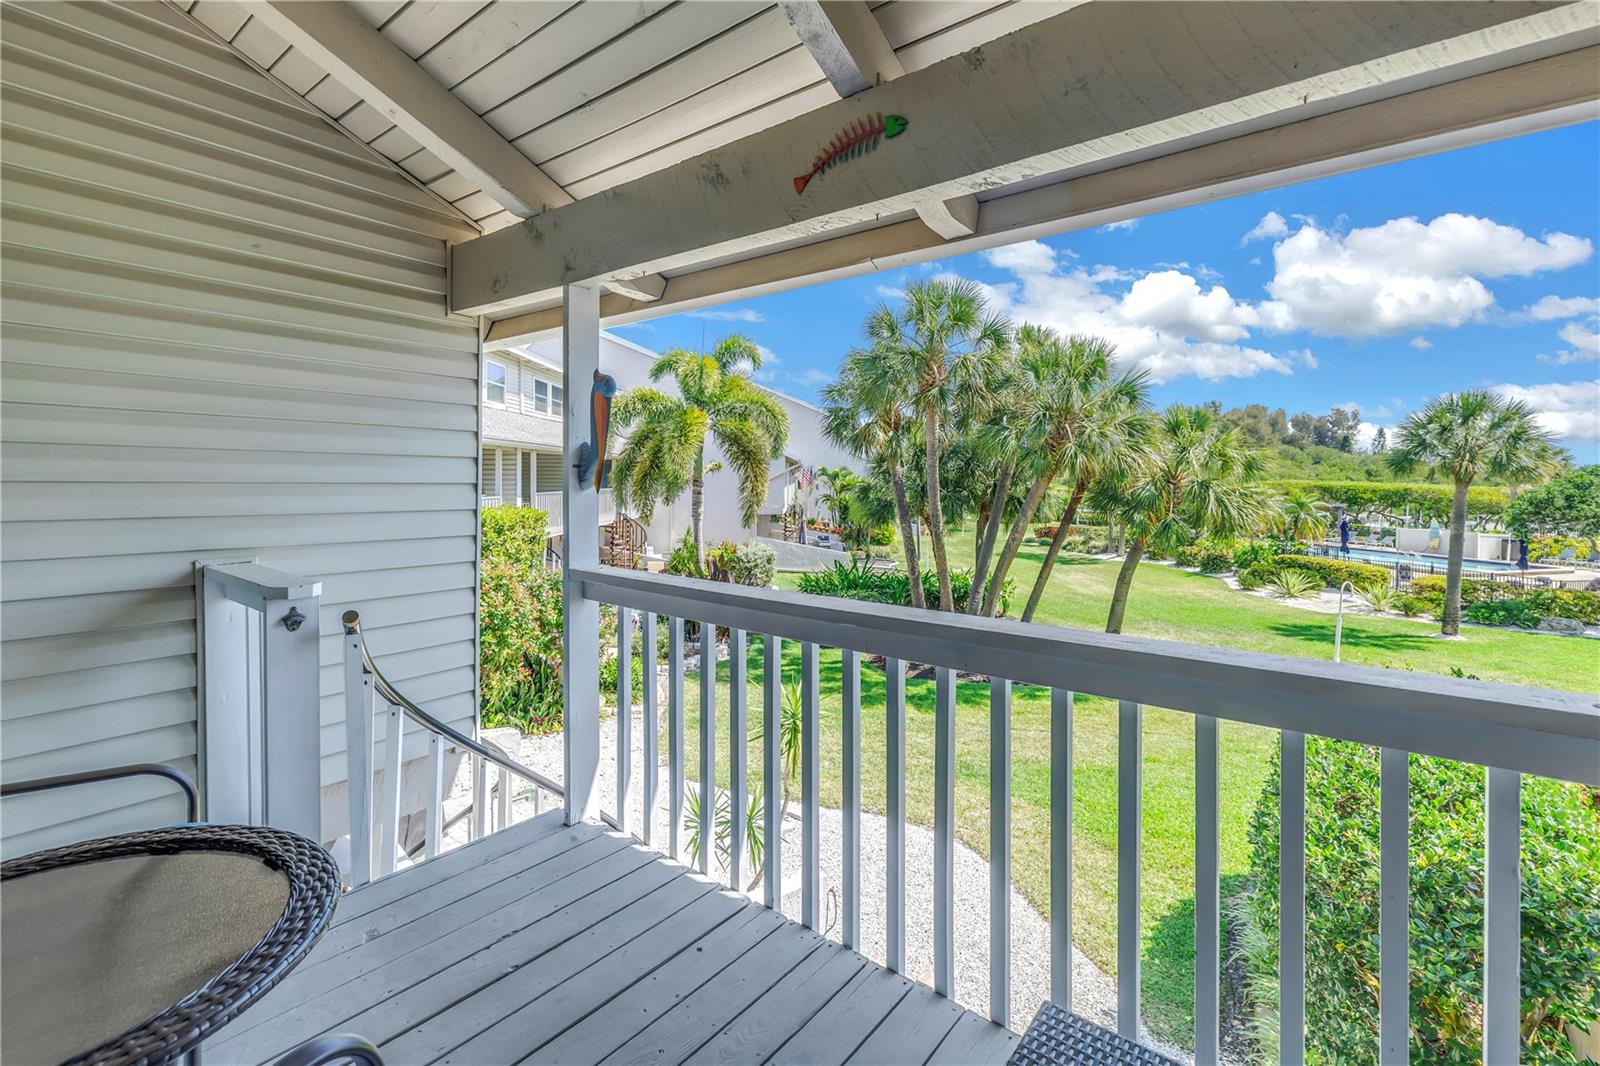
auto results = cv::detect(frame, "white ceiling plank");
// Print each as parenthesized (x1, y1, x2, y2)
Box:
(518, 10, 811, 168)
(398, 147, 453, 184)
(779, 0, 904, 97)
(873, 1, 1000, 51)
(450, 1, 673, 116)
(545, 53, 833, 191)
(188, 0, 250, 41)
(244, 0, 574, 216)
(337, 101, 394, 143)
(893, 0, 1072, 73)
(416, 1, 577, 89)
(483, 51, 1600, 341)
(453, 2, 1600, 315)
(304, 75, 362, 118)
(346, 0, 406, 29)
(380, 0, 490, 59)
(481, 2, 765, 142)
(606, 275, 668, 303)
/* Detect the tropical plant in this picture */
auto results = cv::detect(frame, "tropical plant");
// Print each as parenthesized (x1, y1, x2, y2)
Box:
(1463, 598, 1543, 629)
(1386, 392, 1555, 636)
(1266, 569, 1320, 600)
(611, 335, 789, 570)
(862, 279, 1010, 611)
(822, 347, 927, 607)
(976, 329, 1151, 618)
(1354, 581, 1400, 614)
(1098, 406, 1272, 633)
(1273, 489, 1326, 544)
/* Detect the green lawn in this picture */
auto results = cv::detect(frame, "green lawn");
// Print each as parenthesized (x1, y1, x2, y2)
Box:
(664, 534, 1596, 1048)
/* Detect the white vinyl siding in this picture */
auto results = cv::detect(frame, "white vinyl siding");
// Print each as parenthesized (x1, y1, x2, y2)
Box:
(0, 2, 480, 857)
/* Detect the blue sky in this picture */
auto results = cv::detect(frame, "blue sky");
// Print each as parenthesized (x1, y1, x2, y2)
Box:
(613, 122, 1600, 461)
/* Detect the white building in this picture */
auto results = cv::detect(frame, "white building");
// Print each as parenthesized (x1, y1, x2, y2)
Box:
(490, 332, 859, 557)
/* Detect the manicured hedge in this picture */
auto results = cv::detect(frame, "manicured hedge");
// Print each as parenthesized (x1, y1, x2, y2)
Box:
(1269, 480, 1509, 522)
(1409, 576, 1600, 624)
(1274, 553, 1392, 589)
(1245, 739, 1600, 1064)
(1174, 543, 1236, 573)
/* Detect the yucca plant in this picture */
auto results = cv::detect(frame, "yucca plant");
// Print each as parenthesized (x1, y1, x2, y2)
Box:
(1266, 568, 1320, 600)
(1355, 581, 1400, 614)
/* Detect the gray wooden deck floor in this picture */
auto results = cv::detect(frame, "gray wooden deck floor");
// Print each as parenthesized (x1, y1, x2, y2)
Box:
(206, 811, 1018, 1065)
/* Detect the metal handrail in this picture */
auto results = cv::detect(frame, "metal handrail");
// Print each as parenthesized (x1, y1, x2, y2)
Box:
(341, 610, 624, 833)
(342, 610, 564, 799)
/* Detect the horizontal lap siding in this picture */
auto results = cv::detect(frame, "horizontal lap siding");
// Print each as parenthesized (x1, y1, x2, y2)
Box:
(0, 1, 481, 858)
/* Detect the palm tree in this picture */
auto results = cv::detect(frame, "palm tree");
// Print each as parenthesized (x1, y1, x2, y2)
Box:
(978, 330, 1146, 617)
(1275, 489, 1326, 544)
(1102, 406, 1271, 634)
(868, 279, 1010, 611)
(611, 336, 789, 570)
(1020, 377, 1152, 623)
(1386, 391, 1554, 636)
(821, 348, 926, 607)
(813, 465, 858, 528)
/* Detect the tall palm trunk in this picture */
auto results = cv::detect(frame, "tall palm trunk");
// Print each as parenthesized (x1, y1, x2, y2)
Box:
(1105, 536, 1147, 634)
(1442, 480, 1470, 636)
(691, 450, 706, 572)
(888, 464, 925, 609)
(1022, 476, 1088, 623)
(922, 405, 954, 611)
(966, 460, 1014, 615)
(981, 459, 1059, 616)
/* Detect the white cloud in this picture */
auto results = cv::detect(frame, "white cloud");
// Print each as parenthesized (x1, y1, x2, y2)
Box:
(1241, 210, 1289, 245)
(788, 367, 833, 388)
(1288, 348, 1318, 369)
(1257, 213, 1593, 337)
(1116, 271, 1260, 343)
(1538, 321, 1600, 365)
(1521, 295, 1600, 320)
(1099, 218, 1140, 233)
(873, 284, 906, 301)
(969, 253, 1292, 384)
(1408, 336, 1433, 350)
(688, 307, 763, 322)
(749, 345, 780, 382)
(1491, 380, 1600, 443)
(983, 240, 1058, 275)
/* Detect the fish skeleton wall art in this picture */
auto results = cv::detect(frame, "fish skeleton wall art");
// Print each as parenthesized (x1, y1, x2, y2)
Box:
(793, 113, 907, 195)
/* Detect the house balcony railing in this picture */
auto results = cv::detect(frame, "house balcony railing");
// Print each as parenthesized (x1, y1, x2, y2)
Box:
(479, 490, 615, 534)
(341, 567, 1596, 1064)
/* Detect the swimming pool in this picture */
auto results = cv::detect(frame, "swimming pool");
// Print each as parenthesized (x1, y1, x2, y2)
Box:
(1314, 546, 1552, 572)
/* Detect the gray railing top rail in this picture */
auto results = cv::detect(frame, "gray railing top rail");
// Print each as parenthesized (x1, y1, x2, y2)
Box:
(575, 566, 1600, 785)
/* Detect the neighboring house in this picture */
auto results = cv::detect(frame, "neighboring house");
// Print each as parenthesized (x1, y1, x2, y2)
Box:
(493, 332, 859, 556)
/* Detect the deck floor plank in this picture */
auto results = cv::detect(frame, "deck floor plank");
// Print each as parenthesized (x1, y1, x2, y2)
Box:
(211, 837, 649, 1063)
(224, 812, 1011, 1066)
(428, 890, 755, 1066)
(847, 982, 967, 1065)
(597, 923, 831, 1065)
(690, 942, 868, 1064)
(769, 960, 917, 1066)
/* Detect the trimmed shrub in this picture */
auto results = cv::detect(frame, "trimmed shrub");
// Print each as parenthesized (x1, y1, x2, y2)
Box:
(796, 558, 1008, 613)
(1267, 480, 1510, 523)
(706, 540, 776, 587)
(1233, 541, 1282, 571)
(1530, 534, 1592, 562)
(1410, 576, 1600, 624)
(1396, 594, 1435, 618)
(1464, 599, 1542, 629)
(1238, 564, 1275, 590)
(1276, 553, 1392, 590)
(480, 505, 549, 572)
(1245, 739, 1600, 1064)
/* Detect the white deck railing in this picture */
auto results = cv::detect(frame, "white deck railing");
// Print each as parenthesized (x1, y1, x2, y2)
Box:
(571, 565, 1598, 1065)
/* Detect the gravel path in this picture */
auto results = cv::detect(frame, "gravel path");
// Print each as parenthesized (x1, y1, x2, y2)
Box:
(446, 704, 1189, 1062)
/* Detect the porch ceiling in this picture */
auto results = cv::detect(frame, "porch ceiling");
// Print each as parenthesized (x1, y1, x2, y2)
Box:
(172, 1, 1600, 340)
(173, 0, 1060, 234)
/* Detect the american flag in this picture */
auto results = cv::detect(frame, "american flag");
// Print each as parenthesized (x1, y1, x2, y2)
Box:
(796, 466, 815, 490)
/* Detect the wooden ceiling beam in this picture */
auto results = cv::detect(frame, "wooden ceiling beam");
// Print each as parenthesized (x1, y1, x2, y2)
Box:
(779, 1, 904, 97)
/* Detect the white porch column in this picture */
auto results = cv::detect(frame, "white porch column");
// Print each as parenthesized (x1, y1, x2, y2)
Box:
(562, 282, 602, 824)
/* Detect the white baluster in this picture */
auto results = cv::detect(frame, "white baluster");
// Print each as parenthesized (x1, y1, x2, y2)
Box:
(934, 666, 955, 998)
(342, 635, 373, 887)
(1483, 768, 1520, 1064)
(1195, 715, 1220, 1064)
(763, 634, 782, 911)
(379, 697, 403, 877)
(1117, 700, 1141, 1039)
(424, 734, 443, 860)
(699, 619, 716, 878)
(642, 613, 659, 848)
(990, 677, 1011, 1027)
(668, 617, 685, 861)
(1380, 747, 1409, 1065)
(727, 627, 747, 892)
(1280, 731, 1306, 1066)
(885, 657, 906, 973)
(1050, 689, 1073, 1009)
(801, 641, 820, 929)
(841, 647, 861, 949)
(616, 607, 632, 835)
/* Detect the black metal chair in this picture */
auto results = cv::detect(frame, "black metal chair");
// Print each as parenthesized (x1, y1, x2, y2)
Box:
(1, 764, 384, 1066)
